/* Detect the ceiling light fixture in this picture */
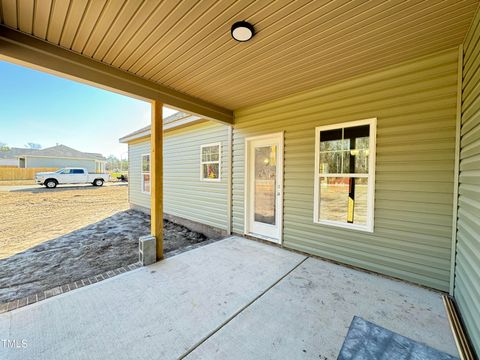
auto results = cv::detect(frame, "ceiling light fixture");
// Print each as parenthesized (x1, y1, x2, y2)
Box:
(231, 21, 255, 42)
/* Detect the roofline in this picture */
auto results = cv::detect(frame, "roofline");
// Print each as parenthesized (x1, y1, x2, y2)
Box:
(119, 114, 203, 143)
(18, 155, 106, 161)
(119, 126, 151, 143)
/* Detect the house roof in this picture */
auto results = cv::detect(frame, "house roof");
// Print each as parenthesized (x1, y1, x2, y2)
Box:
(1, 145, 106, 161)
(32, 145, 106, 161)
(0, 1, 477, 111)
(0, 147, 37, 159)
(119, 112, 203, 143)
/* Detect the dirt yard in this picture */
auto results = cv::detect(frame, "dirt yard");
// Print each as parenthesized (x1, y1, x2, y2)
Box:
(0, 184, 218, 303)
(0, 211, 212, 302)
(0, 184, 130, 258)
(0, 180, 35, 186)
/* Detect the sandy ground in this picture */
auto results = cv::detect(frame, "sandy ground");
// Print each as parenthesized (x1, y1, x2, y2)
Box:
(0, 184, 130, 258)
(0, 184, 215, 303)
(0, 209, 211, 302)
(0, 180, 35, 186)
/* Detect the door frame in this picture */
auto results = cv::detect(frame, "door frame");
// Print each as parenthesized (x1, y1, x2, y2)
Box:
(244, 132, 284, 244)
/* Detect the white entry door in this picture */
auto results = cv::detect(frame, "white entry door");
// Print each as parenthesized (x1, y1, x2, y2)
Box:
(245, 133, 284, 243)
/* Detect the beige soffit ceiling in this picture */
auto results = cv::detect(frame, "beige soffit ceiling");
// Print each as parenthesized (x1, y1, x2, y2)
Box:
(0, 0, 478, 110)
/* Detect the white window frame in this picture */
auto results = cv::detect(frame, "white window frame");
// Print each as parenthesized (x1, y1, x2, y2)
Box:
(313, 118, 377, 232)
(200, 142, 221, 182)
(141, 153, 150, 194)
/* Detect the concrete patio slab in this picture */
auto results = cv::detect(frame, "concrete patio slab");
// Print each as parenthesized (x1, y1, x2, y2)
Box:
(186, 257, 458, 360)
(0, 237, 305, 360)
(0, 237, 457, 360)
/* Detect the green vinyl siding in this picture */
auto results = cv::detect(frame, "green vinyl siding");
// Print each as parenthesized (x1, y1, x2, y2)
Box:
(128, 121, 229, 230)
(455, 8, 480, 355)
(232, 49, 459, 291)
(128, 141, 150, 210)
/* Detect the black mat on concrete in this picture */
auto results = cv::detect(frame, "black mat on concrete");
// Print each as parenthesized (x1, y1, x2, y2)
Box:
(337, 316, 458, 360)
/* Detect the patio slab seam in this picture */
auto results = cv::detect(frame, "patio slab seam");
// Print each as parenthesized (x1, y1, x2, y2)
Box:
(178, 256, 310, 359)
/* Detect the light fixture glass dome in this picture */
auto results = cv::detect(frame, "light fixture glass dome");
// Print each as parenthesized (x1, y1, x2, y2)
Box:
(231, 21, 255, 42)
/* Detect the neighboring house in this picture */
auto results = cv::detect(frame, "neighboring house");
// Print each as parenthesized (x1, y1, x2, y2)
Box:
(120, 113, 229, 238)
(1, 145, 106, 173)
(0, 147, 36, 166)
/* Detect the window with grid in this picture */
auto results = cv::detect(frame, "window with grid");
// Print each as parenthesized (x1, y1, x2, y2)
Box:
(200, 143, 221, 181)
(314, 118, 376, 232)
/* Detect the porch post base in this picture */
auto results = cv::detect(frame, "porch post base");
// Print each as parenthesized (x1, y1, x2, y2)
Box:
(139, 235, 157, 266)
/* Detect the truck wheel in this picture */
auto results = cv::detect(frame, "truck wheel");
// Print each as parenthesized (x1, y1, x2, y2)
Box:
(93, 179, 104, 187)
(45, 179, 57, 188)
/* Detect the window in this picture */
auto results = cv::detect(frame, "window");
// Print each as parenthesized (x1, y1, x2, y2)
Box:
(200, 143, 221, 181)
(72, 169, 84, 174)
(141, 154, 150, 194)
(314, 118, 376, 232)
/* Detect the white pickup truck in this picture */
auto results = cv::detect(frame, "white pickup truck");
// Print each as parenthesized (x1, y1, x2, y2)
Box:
(35, 168, 110, 188)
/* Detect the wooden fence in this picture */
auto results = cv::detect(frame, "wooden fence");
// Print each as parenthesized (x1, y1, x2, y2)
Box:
(0, 167, 58, 180)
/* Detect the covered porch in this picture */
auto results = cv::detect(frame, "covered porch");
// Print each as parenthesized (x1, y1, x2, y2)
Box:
(0, 237, 457, 359)
(0, 1, 479, 358)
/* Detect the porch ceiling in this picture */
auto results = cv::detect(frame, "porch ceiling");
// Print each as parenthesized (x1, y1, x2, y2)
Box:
(0, 0, 478, 110)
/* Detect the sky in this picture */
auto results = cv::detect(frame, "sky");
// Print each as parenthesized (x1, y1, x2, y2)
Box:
(0, 60, 177, 159)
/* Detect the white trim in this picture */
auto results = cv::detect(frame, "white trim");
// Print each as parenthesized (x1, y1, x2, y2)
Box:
(119, 129, 151, 143)
(227, 126, 233, 234)
(449, 45, 463, 296)
(313, 118, 377, 233)
(200, 142, 222, 182)
(164, 115, 202, 131)
(119, 115, 203, 143)
(141, 153, 151, 194)
(244, 132, 284, 244)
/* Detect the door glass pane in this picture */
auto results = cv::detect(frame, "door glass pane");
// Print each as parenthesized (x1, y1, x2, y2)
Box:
(254, 145, 276, 225)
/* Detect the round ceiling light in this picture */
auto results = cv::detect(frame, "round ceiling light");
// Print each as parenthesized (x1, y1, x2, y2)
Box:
(231, 21, 255, 42)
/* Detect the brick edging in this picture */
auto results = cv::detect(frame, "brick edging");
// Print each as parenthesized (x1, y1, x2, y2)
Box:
(0, 238, 224, 314)
(0, 262, 141, 314)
